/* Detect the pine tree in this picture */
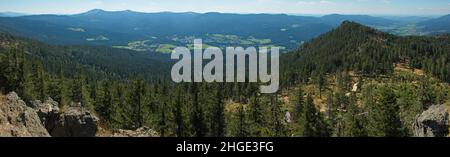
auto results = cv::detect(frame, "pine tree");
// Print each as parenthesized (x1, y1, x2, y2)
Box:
(301, 94, 315, 136)
(270, 94, 286, 137)
(366, 86, 405, 137)
(190, 82, 206, 137)
(30, 61, 47, 101)
(129, 79, 146, 129)
(342, 93, 367, 137)
(98, 81, 113, 123)
(378, 86, 405, 137)
(2, 48, 27, 96)
(294, 85, 304, 121)
(419, 76, 435, 110)
(110, 83, 127, 129)
(300, 94, 331, 137)
(313, 70, 327, 99)
(158, 103, 168, 137)
(235, 104, 249, 137)
(71, 69, 85, 103)
(173, 87, 186, 137)
(211, 85, 226, 137)
(47, 67, 67, 107)
(397, 84, 422, 135)
(248, 89, 265, 136)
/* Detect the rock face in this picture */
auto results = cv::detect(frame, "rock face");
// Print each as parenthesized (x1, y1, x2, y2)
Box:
(29, 98, 60, 129)
(1, 92, 106, 137)
(0, 92, 50, 137)
(28, 99, 99, 137)
(413, 105, 449, 137)
(45, 102, 99, 137)
(111, 127, 159, 137)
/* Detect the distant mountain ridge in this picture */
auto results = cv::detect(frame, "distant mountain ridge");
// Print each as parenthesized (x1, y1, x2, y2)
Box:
(418, 14, 450, 33)
(0, 12, 27, 17)
(320, 14, 395, 26)
(0, 9, 449, 52)
(0, 9, 399, 50)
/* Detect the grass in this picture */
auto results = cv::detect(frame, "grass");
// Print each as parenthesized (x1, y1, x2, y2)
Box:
(156, 44, 177, 54)
(186, 43, 213, 50)
(248, 37, 272, 44)
(113, 40, 157, 52)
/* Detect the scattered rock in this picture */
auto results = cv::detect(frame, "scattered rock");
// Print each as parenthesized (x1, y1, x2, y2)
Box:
(0, 92, 50, 137)
(112, 127, 159, 137)
(413, 105, 449, 137)
(285, 112, 292, 123)
(351, 82, 359, 92)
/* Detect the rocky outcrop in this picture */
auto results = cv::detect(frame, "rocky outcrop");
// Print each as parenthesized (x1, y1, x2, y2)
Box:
(413, 105, 449, 137)
(111, 127, 159, 137)
(0, 92, 50, 137)
(27, 99, 99, 137)
(45, 102, 99, 137)
(29, 98, 60, 129)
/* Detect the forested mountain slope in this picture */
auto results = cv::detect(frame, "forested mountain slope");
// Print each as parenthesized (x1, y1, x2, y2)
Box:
(281, 21, 450, 87)
(0, 33, 171, 80)
(418, 14, 450, 33)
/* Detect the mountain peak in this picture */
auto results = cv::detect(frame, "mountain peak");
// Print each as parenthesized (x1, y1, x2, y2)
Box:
(80, 9, 107, 15)
(88, 9, 106, 13)
(340, 20, 362, 27)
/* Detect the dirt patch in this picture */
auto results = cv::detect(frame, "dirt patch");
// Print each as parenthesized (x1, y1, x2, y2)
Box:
(225, 101, 242, 113)
(394, 63, 425, 76)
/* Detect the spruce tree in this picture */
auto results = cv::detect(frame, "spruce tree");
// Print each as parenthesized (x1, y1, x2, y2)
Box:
(235, 104, 249, 137)
(173, 87, 186, 137)
(342, 93, 367, 137)
(190, 82, 206, 137)
(130, 79, 146, 129)
(211, 85, 226, 137)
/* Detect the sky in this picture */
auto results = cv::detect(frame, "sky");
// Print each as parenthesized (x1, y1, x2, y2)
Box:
(0, 0, 449, 16)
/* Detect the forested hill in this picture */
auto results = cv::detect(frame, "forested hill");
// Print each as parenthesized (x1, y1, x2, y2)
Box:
(281, 21, 450, 87)
(418, 14, 450, 33)
(0, 33, 171, 80)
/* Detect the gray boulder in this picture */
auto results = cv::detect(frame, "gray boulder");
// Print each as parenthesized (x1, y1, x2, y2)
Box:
(413, 105, 449, 137)
(29, 98, 60, 128)
(47, 102, 99, 137)
(0, 92, 50, 137)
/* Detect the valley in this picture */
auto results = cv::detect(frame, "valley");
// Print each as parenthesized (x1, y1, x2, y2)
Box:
(0, 9, 450, 137)
(1, 10, 448, 54)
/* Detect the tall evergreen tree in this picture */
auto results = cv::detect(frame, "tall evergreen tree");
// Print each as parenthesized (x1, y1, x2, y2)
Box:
(270, 94, 286, 137)
(97, 81, 113, 123)
(130, 79, 146, 129)
(294, 85, 304, 121)
(173, 87, 186, 137)
(300, 94, 331, 137)
(366, 86, 405, 137)
(235, 104, 249, 137)
(342, 93, 367, 137)
(211, 85, 226, 137)
(190, 82, 206, 137)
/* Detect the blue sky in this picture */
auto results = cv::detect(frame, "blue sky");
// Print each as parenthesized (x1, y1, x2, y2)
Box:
(0, 0, 449, 15)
